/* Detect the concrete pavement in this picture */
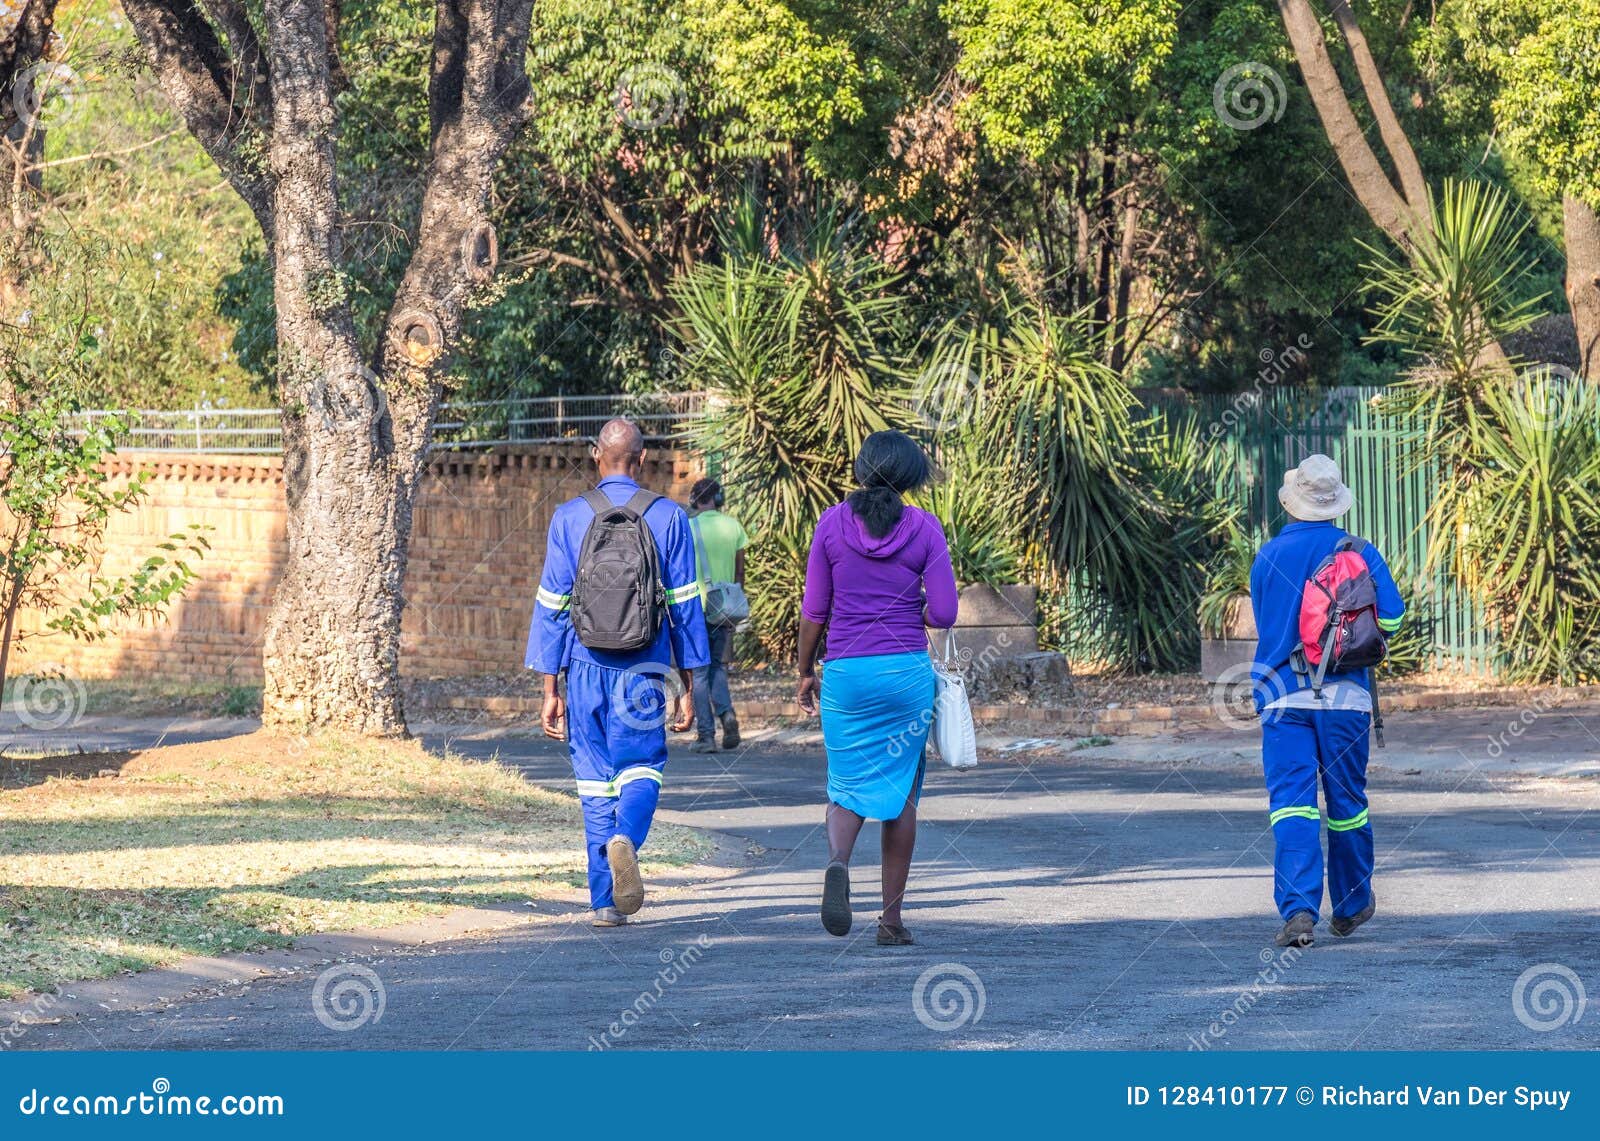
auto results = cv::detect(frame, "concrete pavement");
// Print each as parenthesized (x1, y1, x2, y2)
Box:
(7, 719, 1599, 1051)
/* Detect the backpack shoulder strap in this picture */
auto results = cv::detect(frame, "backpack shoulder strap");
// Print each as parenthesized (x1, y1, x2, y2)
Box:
(623, 489, 661, 518)
(581, 489, 613, 518)
(1336, 534, 1368, 553)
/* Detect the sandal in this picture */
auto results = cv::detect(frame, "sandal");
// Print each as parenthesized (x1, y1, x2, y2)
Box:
(876, 921, 914, 946)
(821, 860, 852, 936)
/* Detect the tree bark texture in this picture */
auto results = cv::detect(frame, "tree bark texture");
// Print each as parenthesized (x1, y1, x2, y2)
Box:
(1564, 195, 1600, 384)
(125, 0, 534, 735)
(1276, 0, 1422, 247)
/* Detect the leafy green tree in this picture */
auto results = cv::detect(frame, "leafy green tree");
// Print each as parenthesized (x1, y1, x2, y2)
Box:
(1, 330, 207, 703)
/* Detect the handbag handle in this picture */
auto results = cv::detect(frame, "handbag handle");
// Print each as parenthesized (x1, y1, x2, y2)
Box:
(928, 628, 959, 668)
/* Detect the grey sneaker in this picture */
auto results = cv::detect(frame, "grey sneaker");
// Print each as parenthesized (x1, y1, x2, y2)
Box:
(1275, 910, 1316, 948)
(720, 711, 741, 750)
(592, 906, 627, 927)
(689, 738, 719, 754)
(606, 834, 644, 915)
(1330, 893, 1376, 937)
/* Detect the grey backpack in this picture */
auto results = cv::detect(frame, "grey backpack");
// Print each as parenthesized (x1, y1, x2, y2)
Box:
(570, 489, 666, 652)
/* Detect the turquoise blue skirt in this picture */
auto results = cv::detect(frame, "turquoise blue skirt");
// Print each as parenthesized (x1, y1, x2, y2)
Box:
(820, 651, 935, 821)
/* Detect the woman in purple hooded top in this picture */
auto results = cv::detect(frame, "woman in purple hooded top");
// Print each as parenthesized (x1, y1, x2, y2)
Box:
(796, 430, 959, 945)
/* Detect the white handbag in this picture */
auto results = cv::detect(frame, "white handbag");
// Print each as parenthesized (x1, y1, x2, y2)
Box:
(930, 630, 979, 769)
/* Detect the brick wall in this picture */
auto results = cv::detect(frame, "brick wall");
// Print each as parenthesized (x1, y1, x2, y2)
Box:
(5, 444, 701, 683)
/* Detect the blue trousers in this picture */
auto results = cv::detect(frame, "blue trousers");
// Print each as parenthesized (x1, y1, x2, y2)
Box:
(692, 622, 734, 739)
(1261, 707, 1374, 922)
(566, 659, 670, 909)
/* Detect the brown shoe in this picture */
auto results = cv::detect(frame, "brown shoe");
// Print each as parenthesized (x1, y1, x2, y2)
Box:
(607, 835, 644, 916)
(876, 922, 914, 946)
(1330, 893, 1376, 937)
(592, 907, 627, 927)
(1275, 910, 1315, 948)
(820, 860, 851, 936)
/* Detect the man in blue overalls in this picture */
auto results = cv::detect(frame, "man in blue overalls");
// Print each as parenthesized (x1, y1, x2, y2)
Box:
(528, 418, 710, 927)
(1250, 455, 1404, 949)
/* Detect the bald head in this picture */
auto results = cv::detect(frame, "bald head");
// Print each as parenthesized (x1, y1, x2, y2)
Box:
(593, 417, 645, 479)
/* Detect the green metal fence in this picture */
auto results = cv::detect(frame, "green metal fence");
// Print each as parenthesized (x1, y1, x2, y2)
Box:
(1150, 384, 1494, 672)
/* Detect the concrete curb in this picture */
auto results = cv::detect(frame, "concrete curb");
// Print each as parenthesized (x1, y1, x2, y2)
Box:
(420, 682, 1600, 739)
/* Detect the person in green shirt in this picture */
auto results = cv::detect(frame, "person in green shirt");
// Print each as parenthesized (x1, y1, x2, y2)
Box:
(687, 478, 748, 752)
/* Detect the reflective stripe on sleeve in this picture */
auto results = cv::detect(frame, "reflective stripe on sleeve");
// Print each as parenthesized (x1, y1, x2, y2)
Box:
(537, 587, 571, 612)
(1377, 615, 1402, 633)
(665, 583, 701, 605)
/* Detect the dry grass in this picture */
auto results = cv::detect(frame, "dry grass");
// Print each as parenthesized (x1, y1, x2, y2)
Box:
(0, 732, 711, 998)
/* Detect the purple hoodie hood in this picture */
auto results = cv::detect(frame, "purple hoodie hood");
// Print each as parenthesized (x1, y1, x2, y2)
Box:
(837, 502, 924, 559)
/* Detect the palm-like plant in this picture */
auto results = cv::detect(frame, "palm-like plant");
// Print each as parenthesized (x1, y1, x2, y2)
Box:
(1457, 373, 1600, 681)
(1365, 178, 1546, 450)
(669, 208, 915, 658)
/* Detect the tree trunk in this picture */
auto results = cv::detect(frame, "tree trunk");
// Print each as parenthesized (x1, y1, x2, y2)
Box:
(1328, 0, 1429, 216)
(1564, 195, 1600, 384)
(1276, 0, 1421, 246)
(257, 0, 410, 735)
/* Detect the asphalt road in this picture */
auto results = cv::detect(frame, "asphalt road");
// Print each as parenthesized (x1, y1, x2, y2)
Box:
(10, 725, 1600, 1051)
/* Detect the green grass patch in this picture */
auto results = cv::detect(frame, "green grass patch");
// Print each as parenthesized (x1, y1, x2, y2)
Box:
(0, 733, 711, 998)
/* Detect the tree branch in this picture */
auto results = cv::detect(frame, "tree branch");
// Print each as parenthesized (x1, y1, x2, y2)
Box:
(122, 0, 276, 235)
(1276, 0, 1419, 246)
(1327, 0, 1430, 216)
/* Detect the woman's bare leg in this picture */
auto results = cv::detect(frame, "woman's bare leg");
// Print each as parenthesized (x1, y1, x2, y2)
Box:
(880, 798, 917, 926)
(826, 801, 866, 864)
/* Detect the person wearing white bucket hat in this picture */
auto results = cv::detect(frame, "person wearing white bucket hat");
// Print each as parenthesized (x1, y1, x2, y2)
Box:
(1249, 454, 1405, 949)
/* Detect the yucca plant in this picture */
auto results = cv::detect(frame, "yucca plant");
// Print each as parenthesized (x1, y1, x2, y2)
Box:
(1365, 178, 1546, 445)
(669, 208, 915, 658)
(916, 429, 1034, 586)
(1456, 373, 1600, 681)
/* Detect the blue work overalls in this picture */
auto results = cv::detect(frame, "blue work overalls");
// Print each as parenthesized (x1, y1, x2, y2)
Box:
(1250, 522, 1405, 922)
(526, 475, 710, 909)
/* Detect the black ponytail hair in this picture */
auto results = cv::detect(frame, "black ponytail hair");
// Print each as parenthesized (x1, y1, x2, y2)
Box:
(846, 430, 933, 538)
